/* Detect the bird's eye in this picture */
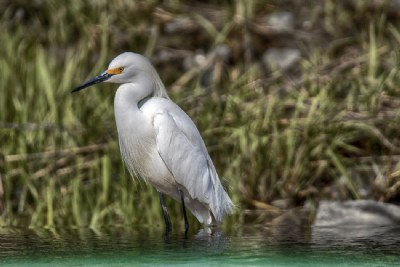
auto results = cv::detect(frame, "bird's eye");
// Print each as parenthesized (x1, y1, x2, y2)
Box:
(119, 67, 124, 72)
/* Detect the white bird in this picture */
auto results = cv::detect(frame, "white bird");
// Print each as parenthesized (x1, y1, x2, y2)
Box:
(73, 52, 234, 232)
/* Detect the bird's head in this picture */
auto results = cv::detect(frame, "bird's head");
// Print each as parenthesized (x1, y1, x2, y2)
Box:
(72, 52, 155, 93)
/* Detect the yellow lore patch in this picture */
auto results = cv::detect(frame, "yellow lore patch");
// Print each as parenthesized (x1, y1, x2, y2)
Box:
(107, 67, 124, 75)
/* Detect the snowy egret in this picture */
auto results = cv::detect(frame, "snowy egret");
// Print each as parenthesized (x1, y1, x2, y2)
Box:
(73, 52, 234, 232)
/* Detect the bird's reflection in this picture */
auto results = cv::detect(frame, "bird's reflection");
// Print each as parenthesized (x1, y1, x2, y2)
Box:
(163, 226, 229, 251)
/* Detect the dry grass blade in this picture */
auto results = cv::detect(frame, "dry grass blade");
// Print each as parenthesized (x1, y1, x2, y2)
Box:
(1, 1, 400, 228)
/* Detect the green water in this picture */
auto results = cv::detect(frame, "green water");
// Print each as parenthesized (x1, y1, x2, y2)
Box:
(0, 225, 399, 266)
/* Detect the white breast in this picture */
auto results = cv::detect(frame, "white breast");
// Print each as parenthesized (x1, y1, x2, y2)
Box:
(114, 88, 178, 197)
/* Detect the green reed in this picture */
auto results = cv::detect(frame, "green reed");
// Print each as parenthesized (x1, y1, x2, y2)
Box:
(0, 0, 399, 228)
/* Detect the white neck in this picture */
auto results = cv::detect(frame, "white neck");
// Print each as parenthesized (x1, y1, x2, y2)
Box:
(113, 83, 149, 144)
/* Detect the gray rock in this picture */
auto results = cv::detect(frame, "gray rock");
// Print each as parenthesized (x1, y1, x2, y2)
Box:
(312, 200, 400, 247)
(263, 48, 301, 70)
(265, 12, 294, 31)
(314, 200, 400, 227)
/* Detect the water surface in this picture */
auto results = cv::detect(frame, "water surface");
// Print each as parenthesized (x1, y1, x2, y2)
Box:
(0, 224, 399, 266)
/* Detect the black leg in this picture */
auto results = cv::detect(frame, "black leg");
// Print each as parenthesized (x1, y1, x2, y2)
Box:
(179, 190, 189, 235)
(158, 191, 171, 233)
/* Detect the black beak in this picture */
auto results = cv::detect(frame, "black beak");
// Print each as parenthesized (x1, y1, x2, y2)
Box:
(72, 72, 113, 93)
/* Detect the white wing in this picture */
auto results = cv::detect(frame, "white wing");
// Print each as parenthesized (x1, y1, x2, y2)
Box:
(143, 98, 233, 222)
(154, 111, 212, 199)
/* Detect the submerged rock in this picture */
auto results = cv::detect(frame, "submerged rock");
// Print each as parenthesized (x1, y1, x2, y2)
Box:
(314, 200, 400, 227)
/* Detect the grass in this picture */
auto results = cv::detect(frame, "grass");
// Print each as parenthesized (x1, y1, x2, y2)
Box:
(0, 0, 400, 229)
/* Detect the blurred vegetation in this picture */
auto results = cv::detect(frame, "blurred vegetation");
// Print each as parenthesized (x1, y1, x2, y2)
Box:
(0, 0, 400, 229)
